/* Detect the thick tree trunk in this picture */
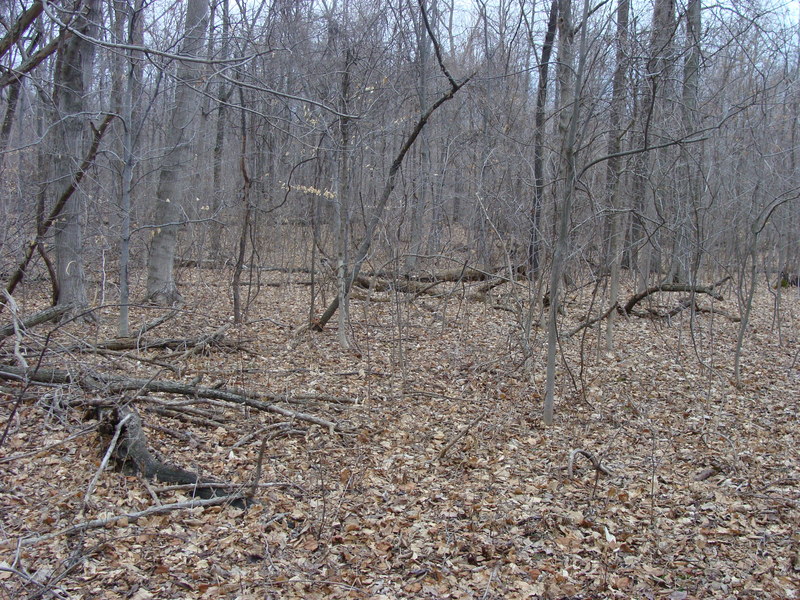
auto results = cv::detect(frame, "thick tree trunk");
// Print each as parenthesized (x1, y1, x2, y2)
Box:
(146, 0, 209, 304)
(52, 0, 99, 317)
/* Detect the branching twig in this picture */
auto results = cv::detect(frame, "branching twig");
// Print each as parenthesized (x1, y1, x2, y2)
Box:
(567, 448, 612, 478)
(250, 435, 268, 498)
(82, 413, 131, 511)
(436, 410, 487, 460)
(15, 496, 246, 547)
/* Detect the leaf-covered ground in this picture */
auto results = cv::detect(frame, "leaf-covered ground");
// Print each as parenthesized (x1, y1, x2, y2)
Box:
(1, 269, 798, 599)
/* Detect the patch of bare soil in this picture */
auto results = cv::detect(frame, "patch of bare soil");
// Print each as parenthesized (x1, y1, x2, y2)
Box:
(1, 269, 798, 599)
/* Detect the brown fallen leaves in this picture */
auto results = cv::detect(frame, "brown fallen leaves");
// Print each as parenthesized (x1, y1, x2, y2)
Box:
(1, 269, 798, 599)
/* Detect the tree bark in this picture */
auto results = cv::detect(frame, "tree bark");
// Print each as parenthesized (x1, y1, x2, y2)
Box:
(146, 0, 209, 304)
(604, 0, 629, 351)
(528, 0, 558, 275)
(543, 0, 591, 426)
(52, 0, 99, 317)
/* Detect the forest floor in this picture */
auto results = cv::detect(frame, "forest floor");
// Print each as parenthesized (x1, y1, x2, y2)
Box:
(1, 268, 798, 599)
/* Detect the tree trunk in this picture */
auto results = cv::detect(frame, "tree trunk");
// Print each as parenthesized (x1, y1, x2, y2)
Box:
(631, 0, 675, 292)
(146, 0, 209, 304)
(232, 86, 251, 324)
(604, 0, 629, 351)
(528, 0, 558, 276)
(543, 0, 591, 426)
(209, 0, 231, 262)
(52, 0, 99, 317)
(334, 46, 354, 348)
(117, 0, 144, 337)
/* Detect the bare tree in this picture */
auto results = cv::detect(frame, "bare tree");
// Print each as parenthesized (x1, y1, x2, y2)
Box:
(145, 0, 209, 305)
(52, 0, 100, 316)
(543, 0, 592, 426)
(604, 0, 629, 351)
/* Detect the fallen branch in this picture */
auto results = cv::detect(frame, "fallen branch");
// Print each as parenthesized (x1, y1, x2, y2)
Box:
(0, 303, 75, 342)
(0, 365, 349, 431)
(69, 325, 231, 354)
(567, 449, 612, 478)
(83, 413, 131, 510)
(436, 410, 487, 460)
(622, 276, 730, 315)
(12, 495, 246, 548)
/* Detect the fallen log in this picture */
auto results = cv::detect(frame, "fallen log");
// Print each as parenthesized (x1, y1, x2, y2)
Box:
(69, 323, 231, 354)
(0, 364, 349, 432)
(14, 495, 246, 548)
(622, 277, 729, 315)
(354, 267, 514, 301)
(0, 303, 75, 342)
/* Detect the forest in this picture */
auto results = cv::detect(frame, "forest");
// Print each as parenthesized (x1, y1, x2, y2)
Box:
(0, 0, 798, 598)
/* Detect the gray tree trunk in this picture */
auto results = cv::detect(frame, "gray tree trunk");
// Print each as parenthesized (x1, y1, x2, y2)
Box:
(117, 0, 144, 336)
(210, 0, 230, 262)
(528, 0, 558, 276)
(632, 0, 675, 292)
(146, 0, 209, 304)
(604, 0, 629, 351)
(52, 0, 99, 316)
(543, 0, 591, 426)
(405, 0, 433, 273)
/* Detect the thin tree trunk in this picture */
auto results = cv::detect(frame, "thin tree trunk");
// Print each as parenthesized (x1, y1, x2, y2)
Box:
(604, 0, 629, 351)
(544, 0, 590, 426)
(118, 0, 144, 336)
(528, 0, 558, 276)
(406, 1, 433, 273)
(335, 47, 353, 348)
(210, 0, 230, 262)
(232, 88, 251, 324)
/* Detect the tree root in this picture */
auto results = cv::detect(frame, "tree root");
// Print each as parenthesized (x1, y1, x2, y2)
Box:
(99, 405, 248, 508)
